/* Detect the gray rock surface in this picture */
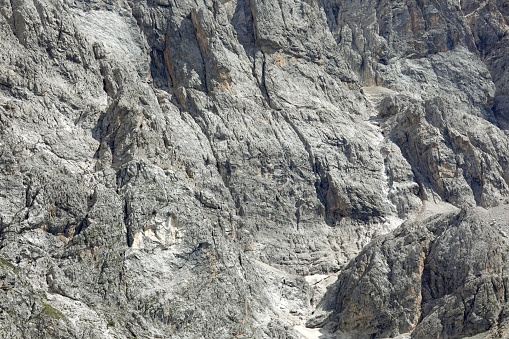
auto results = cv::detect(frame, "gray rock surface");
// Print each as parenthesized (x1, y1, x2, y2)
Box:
(313, 205, 509, 338)
(0, 0, 508, 338)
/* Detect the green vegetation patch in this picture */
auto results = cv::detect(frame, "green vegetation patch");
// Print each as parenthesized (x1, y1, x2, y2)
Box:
(41, 302, 66, 319)
(0, 257, 15, 270)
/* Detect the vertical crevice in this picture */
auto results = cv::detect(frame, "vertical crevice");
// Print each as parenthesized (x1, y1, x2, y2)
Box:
(123, 196, 133, 247)
(8, 0, 19, 44)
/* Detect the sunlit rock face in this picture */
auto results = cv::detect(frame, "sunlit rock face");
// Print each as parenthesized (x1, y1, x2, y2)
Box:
(0, 0, 508, 338)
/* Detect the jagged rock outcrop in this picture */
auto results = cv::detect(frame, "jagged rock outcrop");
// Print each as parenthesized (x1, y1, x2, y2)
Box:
(312, 205, 509, 338)
(0, 0, 508, 338)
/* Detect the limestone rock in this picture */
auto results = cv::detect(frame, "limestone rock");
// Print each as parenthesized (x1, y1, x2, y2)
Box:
(0, 0, 508, 338)
(315, 205, 509, 338)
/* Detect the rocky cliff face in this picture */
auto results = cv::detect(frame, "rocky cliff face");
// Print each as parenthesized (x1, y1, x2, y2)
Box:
(0, 0, 508, 338)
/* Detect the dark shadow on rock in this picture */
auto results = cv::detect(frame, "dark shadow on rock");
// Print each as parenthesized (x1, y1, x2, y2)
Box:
(493, 95, 509, 130)
(231, 0, 256, 59)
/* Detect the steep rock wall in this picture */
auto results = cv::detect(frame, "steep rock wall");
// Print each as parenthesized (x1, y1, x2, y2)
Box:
(0, 0, 508, 338)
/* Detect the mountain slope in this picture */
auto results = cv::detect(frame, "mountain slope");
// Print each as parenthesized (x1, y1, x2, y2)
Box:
(0, 0, 508, 337)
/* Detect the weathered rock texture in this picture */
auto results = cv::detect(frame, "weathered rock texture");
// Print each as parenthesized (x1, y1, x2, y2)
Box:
(0, 0, 508, 338)
(311, 205, 509, 338)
